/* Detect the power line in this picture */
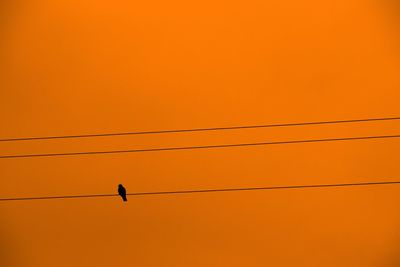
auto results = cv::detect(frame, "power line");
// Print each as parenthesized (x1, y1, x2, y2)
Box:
(1, 116, 399, 142)
(0, 134, 400, 159)
(1, 180, 400, 202)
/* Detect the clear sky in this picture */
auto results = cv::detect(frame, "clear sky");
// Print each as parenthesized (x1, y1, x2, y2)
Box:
(1, 0, 400, 266)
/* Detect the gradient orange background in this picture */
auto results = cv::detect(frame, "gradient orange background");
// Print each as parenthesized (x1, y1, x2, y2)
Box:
(1, 0, 400, 266)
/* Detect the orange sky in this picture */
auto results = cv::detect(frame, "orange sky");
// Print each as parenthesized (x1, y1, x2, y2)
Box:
(1, 0, 400, 266)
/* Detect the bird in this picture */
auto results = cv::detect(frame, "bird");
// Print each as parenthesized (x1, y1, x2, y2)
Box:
(118, 184, 127, 202)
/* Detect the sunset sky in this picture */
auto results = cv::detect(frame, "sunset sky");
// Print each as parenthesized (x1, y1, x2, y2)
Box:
(1, 0, 400, 266)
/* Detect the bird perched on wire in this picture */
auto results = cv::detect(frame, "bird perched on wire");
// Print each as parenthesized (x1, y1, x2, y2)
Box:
(118, 184, 127, 202)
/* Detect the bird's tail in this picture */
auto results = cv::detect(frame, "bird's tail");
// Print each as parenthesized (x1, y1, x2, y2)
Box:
(122, 195, 127, 202)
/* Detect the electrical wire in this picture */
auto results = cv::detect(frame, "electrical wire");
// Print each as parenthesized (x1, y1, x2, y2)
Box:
(1, 116, 399, 142)
(1, 134, 400, 159)
(1, 180, 399, 202)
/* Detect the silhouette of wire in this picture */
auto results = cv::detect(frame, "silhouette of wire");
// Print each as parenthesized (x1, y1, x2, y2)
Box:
(1, 116, 399, 142)
(1, 181, 399, 202)
(1, 134, 400, 159)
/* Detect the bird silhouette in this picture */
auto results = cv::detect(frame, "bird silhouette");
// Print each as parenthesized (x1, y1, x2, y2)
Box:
(118, 184, 127, 202)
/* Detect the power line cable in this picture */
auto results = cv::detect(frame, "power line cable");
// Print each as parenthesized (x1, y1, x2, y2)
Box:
(1, 116, 399, 142)
(1, 134, 400, 159)
(1, 180, 400, 202)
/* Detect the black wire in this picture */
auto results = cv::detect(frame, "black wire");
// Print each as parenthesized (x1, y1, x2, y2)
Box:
(1, 134, 400, 159)
(1, 116, 399, 142)
(1, 181, 399, 202)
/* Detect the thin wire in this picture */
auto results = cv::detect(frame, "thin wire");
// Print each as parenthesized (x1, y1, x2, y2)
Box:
(1, 134, 400, 159)
(1, 116, 400, 142)
(1, 181, 400, 202)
